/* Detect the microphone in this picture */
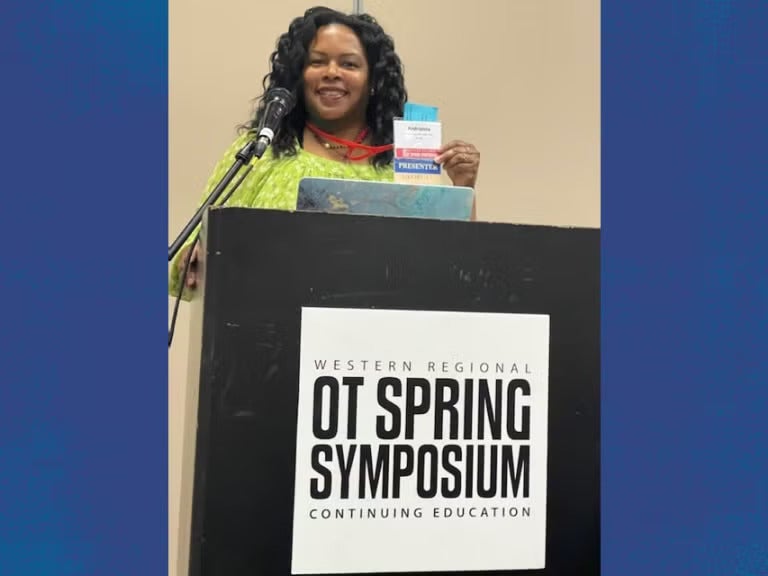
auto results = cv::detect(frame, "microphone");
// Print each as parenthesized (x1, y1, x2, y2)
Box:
(253, 87, 296, 158)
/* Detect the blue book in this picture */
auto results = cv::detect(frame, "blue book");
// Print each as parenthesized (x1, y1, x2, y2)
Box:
(296, 177, 474, 221)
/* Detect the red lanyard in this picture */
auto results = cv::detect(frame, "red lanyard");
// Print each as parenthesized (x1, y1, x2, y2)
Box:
(306, 122, 394, 161)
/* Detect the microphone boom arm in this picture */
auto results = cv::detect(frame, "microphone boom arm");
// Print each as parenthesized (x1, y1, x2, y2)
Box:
(167, 138, 257, 262)
(168, 87, 295, 262)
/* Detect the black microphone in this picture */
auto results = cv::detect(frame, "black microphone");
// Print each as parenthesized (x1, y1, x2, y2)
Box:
(253, 87, 296, 158)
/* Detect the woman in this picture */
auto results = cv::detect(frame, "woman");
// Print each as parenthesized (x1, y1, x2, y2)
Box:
(170, 6, 481, 297)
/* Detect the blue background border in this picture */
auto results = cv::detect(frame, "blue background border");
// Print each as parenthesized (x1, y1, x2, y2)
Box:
(1, 0, 168, 574)
(1, 0, 765, 574)
(603, 0, 767, 574)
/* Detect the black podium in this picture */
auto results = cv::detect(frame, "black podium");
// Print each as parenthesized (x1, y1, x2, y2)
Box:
(184, 207, 600, 576)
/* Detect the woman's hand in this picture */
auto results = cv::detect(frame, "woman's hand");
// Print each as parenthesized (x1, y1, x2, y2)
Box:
(177, 243, 200, 289)
(435, 140, 480, 188)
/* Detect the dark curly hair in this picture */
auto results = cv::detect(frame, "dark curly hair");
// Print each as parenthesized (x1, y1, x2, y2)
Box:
(243, 6, 407, 167)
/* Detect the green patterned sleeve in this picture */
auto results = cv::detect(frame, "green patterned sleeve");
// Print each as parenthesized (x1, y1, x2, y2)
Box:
(168, 132, 253, 300)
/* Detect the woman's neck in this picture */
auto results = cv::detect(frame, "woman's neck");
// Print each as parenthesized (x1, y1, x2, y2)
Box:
(308, 117, 367, 142)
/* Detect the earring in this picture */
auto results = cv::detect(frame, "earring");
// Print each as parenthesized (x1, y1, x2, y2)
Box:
(370, 88, 375, 95)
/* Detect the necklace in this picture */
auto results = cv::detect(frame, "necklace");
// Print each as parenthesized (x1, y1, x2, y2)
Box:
(306, 122, 394, 162)
(311, 130, 357, 151)
(309, 125, 368, 158)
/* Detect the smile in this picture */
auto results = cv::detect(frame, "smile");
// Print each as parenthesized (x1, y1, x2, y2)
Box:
(316, 88, 348, 99)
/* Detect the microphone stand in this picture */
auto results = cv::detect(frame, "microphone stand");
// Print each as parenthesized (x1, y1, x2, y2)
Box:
(168, 137, 262, 262)
(167, 85, 292, 348)
(167, 134, 267, 348)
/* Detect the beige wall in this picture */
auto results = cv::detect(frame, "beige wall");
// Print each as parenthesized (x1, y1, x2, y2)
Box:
(169, 1, 599, 574)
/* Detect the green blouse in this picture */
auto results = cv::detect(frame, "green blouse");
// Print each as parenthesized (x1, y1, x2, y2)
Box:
(169, 132, 394, 298)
